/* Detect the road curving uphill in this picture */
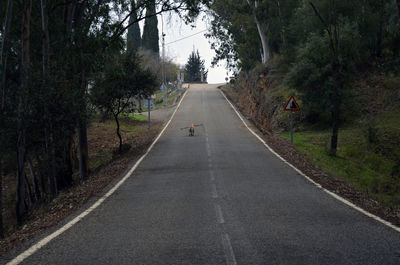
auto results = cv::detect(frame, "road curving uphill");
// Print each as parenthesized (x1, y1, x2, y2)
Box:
(2, 84, 400, 265)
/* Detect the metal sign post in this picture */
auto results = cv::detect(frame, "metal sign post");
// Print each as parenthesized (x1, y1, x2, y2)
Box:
(148, 96, 151, 130)
(284, 96, 301, 144)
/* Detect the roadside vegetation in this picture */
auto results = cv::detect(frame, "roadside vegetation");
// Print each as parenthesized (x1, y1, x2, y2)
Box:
(0, 0, 207, 241)
(281, 111, 400, 208)
(211, 0, 400, 212)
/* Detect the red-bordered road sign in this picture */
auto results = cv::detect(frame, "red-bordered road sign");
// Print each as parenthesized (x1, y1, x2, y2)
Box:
(284, 96, 301, 111)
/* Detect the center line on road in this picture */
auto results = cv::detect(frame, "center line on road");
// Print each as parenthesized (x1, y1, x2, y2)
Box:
(222, 234, 237, 265)
(211, 183, 218, 198)
(214, 204, 225, 224)
(210, 171, 215, 182)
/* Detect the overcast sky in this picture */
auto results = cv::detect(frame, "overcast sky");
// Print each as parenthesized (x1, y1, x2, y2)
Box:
(157, 12, 229, 84)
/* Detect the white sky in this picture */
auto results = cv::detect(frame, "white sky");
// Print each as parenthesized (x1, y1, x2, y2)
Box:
(157, 12, 229, 84)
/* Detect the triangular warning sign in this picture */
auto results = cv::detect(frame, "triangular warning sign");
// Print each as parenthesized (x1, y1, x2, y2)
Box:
(284, 96, 300, 111)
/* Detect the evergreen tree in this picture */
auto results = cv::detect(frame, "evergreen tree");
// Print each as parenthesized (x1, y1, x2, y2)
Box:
(184, 50, 208, 82)
(127, 0, 142, 52)
(142, 0, 159, 55)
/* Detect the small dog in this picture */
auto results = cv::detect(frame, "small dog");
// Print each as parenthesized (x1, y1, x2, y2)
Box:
(181, 123, 203, 136)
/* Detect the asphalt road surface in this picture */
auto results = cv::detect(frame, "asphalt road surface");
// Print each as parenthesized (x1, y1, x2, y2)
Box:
(4, 84, 400, 264)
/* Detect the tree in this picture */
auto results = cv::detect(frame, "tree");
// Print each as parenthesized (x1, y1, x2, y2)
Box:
(141, 0, 159, 55)
(127, 0, 142, 52)
(206, 0, 297, 70)
(185, 50, 208, 82)
(0, 0, 209, 235)
(0, 0, 14, 238)
(91, 51, 157, 153)
(246, 0, 270, 63)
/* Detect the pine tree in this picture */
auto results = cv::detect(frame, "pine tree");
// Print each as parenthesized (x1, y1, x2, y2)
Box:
(184, 50, 208, 82)
(127, 0, 141, 52)
(141, 0, 159, 55)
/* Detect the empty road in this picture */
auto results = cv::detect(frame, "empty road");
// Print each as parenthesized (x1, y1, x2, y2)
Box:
(3, 84, 400, 264)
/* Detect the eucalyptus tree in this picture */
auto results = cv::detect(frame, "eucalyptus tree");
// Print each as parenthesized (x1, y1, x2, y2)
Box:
(0, 0, 210, 233)
(0, 0, 13, 238)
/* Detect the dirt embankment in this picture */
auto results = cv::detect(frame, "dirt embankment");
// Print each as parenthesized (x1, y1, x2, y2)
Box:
(226, 66, 301, 134)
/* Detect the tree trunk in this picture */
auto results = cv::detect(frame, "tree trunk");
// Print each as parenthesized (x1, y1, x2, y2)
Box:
(309, 1, 342, 156)
(44, 127, 57, 199)
(17, 0, 32, 224)
(78, 45, 89, 181)
(28, 157, 41, 203)
(274, 0, 286, 50)
(78, 117, 89, 181)
(63, 138, 74, 187)
(0, 0, 13, 239)
(376, 14, 383, 58)
(114, 114, 123, 153)
(40, 0, 58, 199)
(1, 0, 13, 110)
(0, 158, 2, 238)
(40, 0, 50, 74)
(330, 59, 341, 156)
(247, 0, 270, 63)
(397, 0, 400, 19)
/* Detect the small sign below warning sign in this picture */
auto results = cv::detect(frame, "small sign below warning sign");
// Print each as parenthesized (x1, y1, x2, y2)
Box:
(284, 96, 300, 111)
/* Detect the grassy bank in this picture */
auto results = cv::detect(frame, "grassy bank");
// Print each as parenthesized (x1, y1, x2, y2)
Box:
(281, 111, 400, 209)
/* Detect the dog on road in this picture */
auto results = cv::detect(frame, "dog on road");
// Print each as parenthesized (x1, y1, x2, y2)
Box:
(181, 123, 203, 136)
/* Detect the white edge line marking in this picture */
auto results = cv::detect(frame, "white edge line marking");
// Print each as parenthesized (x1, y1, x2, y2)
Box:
(219, 89, 400, 233)
(7, 89, 190, 265)
(221, 233, 237, 265)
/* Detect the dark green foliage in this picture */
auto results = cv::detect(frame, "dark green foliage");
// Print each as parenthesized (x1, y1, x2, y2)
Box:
(184, 50, 208, 82)
(90, 51, 157, 153)
(0, 0, 208, 235)
(141, 0, 159, 55)
(127, 0, 142, 52)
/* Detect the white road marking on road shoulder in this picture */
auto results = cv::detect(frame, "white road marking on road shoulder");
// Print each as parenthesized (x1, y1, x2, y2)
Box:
(221, 233, 237, 265)
(215, 204, 225, 224)
(7, 90, 191, 265)
(220, 89, 400, 233)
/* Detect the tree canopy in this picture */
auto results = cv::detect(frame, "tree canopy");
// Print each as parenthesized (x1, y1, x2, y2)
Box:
(0, 0, 209, 238)
(184, 50, 208, 82)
